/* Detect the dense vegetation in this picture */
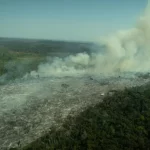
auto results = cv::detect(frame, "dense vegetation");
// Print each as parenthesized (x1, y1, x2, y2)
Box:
(0, 37, 92, 55)
(22, 84, 150, 150)
(0, 46, 45, 82)
(0, 37, 92, 80)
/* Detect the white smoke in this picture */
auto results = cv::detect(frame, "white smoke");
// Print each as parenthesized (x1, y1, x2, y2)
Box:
(25, 2, 150, 78)
(96, 2, 150, 73)
(24, 53, 91, 78)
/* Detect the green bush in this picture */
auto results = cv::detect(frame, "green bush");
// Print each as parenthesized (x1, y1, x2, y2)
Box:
(0, 46, 44, 78)
(23, 84, 150, 150)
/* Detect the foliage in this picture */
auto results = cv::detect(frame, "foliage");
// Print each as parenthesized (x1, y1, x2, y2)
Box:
(0, 37, 92, 55)
(0, 37, 92, 78)
(0, 46, 44, 79)
(22, 84, 150, 150)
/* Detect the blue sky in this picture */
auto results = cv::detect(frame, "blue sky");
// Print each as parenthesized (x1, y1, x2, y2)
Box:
(0, 0, 147, 42)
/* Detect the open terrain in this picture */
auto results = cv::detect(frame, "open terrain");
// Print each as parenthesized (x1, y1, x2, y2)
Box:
(0, 38, 150, 150)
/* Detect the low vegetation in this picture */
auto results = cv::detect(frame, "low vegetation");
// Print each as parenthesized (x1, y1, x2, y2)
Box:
(0, 46, 45, 82)
(22, 83, 150, 150)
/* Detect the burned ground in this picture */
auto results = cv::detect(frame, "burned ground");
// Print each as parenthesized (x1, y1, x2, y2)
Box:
(23, 79, 150, 150)
(0, 74, 150, 149)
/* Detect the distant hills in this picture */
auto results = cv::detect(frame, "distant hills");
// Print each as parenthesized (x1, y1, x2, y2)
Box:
(0, 37, 95, 55)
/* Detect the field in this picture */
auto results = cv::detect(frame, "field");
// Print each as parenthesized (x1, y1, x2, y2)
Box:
(0, 38, 150, 150)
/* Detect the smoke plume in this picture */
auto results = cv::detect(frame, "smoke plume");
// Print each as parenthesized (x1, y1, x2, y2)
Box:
(24, 2, 150, 78)
(1, 2, 150, 149)
(97, 2, 150, 73)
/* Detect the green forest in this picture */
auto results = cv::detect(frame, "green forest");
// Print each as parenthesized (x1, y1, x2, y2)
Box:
(22, 83, 150, 150)
(0, 46, 44, 81)
(0, 38, 91, 80)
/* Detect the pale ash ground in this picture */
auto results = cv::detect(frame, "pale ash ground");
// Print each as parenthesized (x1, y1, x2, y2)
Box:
(0, 75, 149, 149)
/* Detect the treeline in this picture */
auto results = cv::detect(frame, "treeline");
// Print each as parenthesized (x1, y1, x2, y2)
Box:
(23, 84, 150, 150)
(0, 37, 92, 55)
(0, 37, 94, 80)
(0, 46, 44, 79)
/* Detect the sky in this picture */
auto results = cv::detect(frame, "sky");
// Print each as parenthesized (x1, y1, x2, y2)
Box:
(0, 0, 148, 42)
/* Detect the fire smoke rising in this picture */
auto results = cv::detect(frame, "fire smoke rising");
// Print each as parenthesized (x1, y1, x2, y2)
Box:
(24, 2, 150, 78)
